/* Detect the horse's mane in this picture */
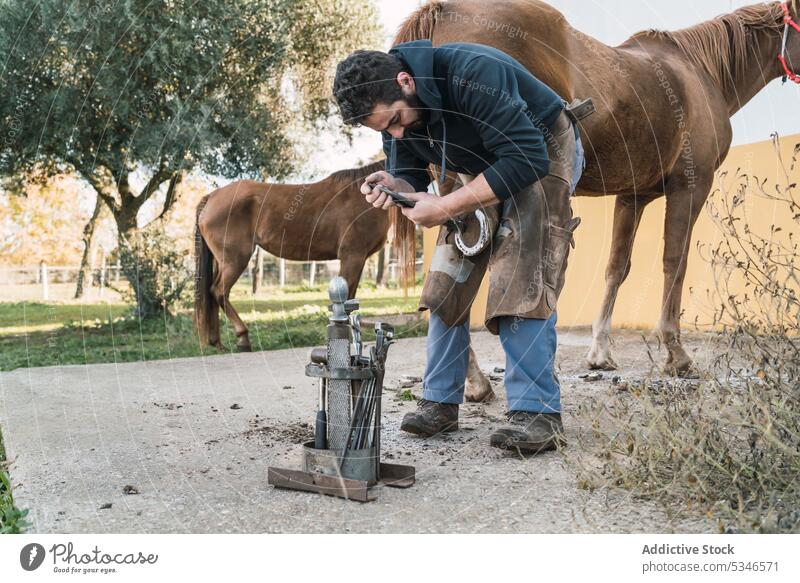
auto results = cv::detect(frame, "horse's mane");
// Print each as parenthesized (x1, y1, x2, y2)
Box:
(328, 160, 385, 186)
(394, 1, 444, 44)
(631, 2, 788, 91)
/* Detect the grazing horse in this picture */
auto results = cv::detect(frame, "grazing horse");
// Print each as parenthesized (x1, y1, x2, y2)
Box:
(194, 160, 415, 351)
(395, 0, 800, 376)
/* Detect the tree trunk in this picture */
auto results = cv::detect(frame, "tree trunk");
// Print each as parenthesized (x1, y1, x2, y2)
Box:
(74, 195, 104, 299)
(376, 245, 386, 287)
(87, 168, 182, 318)
(113, 212, 158, 316)
(114, 212, 138, 252)
(251, 247, 263, 295)
(98, 248, 107, 298)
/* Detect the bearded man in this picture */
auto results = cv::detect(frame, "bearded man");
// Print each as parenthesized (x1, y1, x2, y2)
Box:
(333, 40, 589, 453)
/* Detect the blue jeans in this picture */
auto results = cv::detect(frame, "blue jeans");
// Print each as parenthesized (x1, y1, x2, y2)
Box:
(422, 312, 561, 413)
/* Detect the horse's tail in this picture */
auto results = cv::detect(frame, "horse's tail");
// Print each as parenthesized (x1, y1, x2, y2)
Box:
(389, 166, 464, 294)
(194, 194, 219, 346)
(391, 207, 417, 294)
(393, 1, 443, 44)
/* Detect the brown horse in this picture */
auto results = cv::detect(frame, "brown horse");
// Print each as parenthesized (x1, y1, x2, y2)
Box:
(194, 160, 415, 351)
(394, 0, 800, 375)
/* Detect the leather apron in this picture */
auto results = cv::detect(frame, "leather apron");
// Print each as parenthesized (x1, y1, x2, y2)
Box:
(419, 108, 582, 334)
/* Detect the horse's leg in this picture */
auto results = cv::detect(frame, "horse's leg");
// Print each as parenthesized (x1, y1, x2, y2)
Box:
(659, 184, 709, 375)
(211, 254, 253, 352)
(464, 345, 495, 402)
(338, 250, 367, 299)
(587, 194, 657, 369)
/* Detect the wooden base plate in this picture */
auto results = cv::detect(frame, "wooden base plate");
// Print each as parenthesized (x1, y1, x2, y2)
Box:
(267, 462, 415, 502)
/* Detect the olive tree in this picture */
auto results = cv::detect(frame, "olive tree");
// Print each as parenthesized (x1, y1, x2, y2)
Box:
(0, 0, 379, 315)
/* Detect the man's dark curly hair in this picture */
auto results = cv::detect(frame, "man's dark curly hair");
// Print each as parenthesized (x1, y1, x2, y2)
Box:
(333, 50, 409, 126)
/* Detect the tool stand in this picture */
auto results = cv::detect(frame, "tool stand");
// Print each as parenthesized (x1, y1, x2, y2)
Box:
(267, 277, 415, 502)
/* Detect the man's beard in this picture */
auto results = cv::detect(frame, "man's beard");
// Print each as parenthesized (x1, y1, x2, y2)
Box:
(404, 93, 427, 132)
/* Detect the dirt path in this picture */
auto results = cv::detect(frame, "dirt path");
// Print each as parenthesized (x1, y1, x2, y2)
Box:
(0, 328, 715, 533)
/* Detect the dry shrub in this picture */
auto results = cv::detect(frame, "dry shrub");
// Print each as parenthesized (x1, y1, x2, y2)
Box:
(572, 138, 799, 533)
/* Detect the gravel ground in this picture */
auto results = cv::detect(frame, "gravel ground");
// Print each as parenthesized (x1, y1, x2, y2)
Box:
(0, 327, 716, 533)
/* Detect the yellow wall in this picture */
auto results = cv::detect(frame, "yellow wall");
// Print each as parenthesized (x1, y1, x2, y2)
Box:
(422, 134, 799, 330)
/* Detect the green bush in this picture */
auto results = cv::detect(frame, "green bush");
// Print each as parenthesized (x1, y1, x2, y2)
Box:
(115, 224, 192, 319)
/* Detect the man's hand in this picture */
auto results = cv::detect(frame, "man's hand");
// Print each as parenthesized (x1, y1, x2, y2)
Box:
(361, 171, 400, 210)
(399, 192, 453, 227)
(400, 174, 502, 228)
(361, 171, 501, 227)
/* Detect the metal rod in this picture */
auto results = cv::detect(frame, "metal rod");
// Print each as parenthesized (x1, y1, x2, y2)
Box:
(356, 378, 377, 450)
(374, 361, 383, 479)
(314, 378, 327, 449)
(338, 376, 372, 471)
(356, 377, 377, 449)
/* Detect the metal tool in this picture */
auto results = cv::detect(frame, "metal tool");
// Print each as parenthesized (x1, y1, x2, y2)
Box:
(267, 276, 415, 502)
(352, 313, 363, 361)
(314, 377, 327, 450)
(366, 182, 417, 208)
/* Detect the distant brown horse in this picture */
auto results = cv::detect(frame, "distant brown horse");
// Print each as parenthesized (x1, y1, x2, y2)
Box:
(395, 0, 800, 375)
(194, 160, 415, 351)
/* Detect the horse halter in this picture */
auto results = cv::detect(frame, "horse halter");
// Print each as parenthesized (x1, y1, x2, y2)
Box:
(779, 2, 800, 84)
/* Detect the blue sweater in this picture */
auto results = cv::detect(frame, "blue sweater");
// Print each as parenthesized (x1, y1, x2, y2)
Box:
(385, 40, 564, 201)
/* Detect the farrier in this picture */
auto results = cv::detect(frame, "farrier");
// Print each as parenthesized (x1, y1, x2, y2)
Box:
(333, 40, 591, 453)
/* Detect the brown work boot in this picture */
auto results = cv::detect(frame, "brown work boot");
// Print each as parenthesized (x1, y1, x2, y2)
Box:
(400, 399, 458, 436)
(490, 411, 565, 453)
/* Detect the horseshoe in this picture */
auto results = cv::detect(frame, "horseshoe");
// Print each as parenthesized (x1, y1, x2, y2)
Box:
(453, 209, 491, 257)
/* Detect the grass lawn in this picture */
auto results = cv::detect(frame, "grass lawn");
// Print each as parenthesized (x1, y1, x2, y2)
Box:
(0, 284, 426, 371)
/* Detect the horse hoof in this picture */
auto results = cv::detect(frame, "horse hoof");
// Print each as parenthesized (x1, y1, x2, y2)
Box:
(236, 344, 252, 353)
(587, 360, 618, 371)
(664, 361, 698, 378)
(586, 342, 619, 370)
(663, 347, 694, 377)
(465, 386, 497, 403)
(678, 368, 701, 379)
(586, 350, 618, 371)
(465, 373, 496, 402)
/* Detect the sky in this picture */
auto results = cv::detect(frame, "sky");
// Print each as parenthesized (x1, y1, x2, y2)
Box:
(311, 0, 800, 178)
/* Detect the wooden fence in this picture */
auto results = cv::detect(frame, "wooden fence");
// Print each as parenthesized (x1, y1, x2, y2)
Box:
(0, 253, 420, 301)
